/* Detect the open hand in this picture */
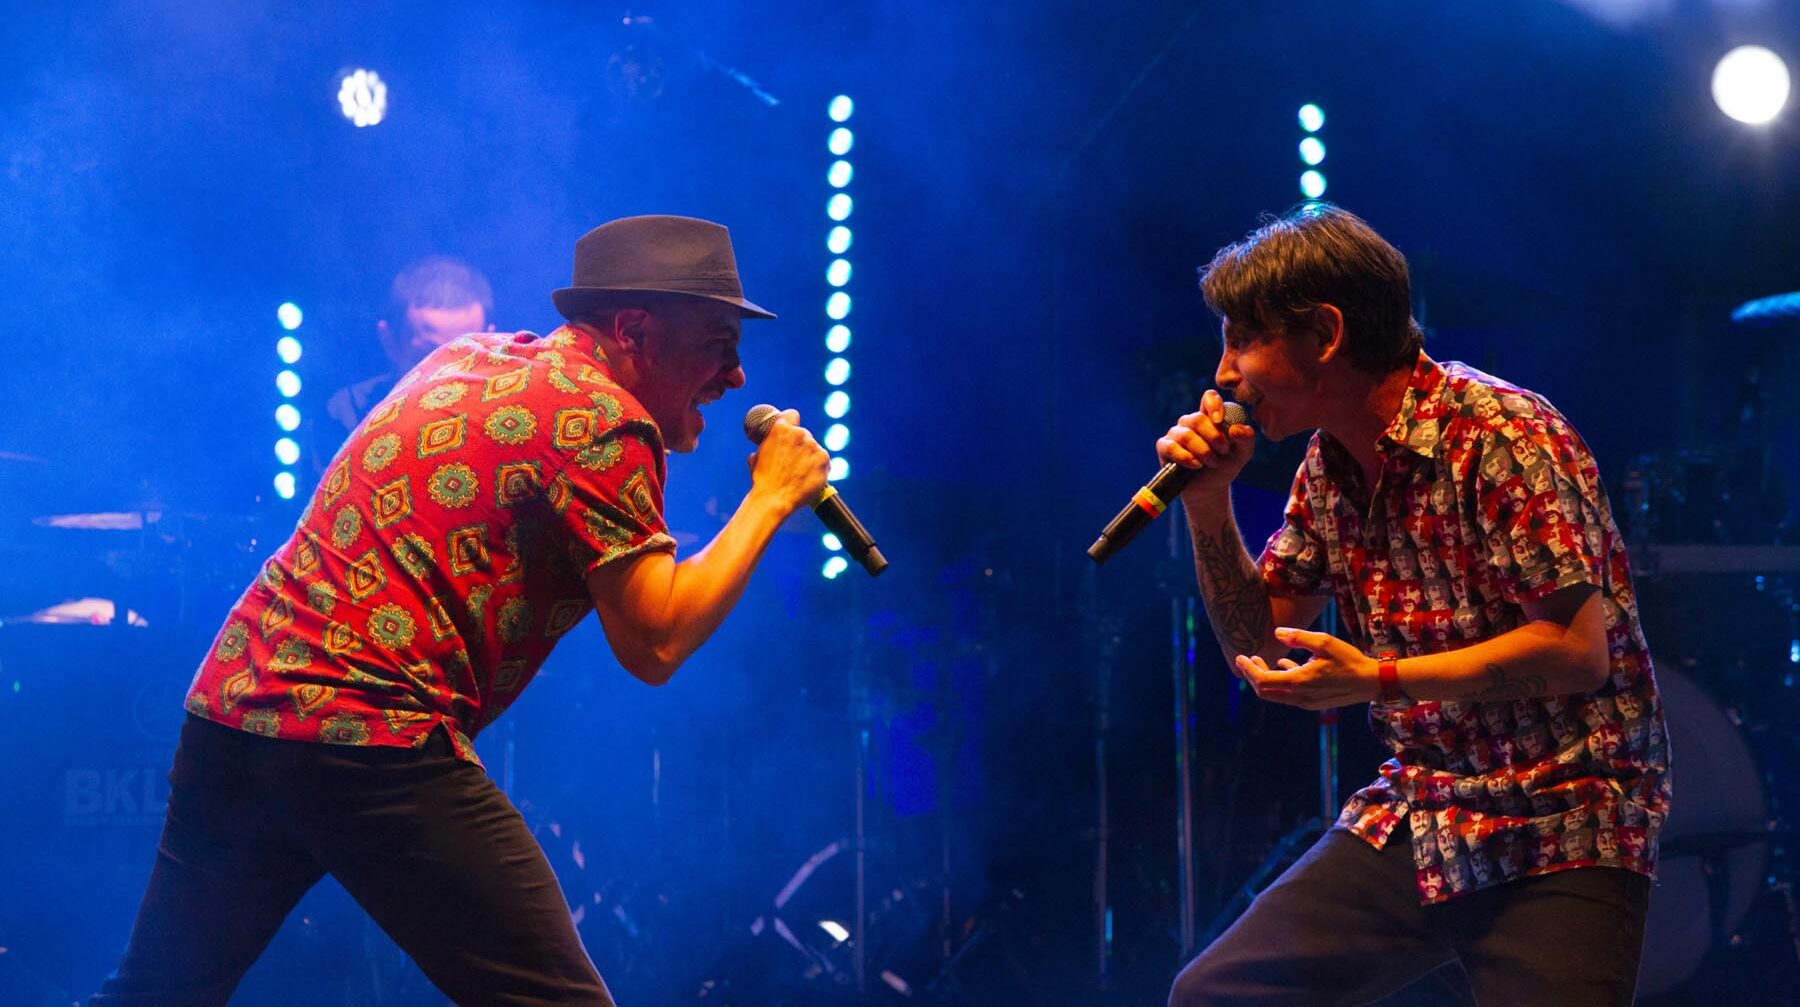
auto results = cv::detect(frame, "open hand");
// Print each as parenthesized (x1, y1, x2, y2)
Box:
(1234, 627, 1378, 711)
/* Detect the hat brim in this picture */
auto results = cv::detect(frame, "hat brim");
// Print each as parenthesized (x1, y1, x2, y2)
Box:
(552, 286, 776, 321)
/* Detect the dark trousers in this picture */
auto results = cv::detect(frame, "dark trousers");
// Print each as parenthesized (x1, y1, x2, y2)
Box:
(1170, 828, 1649, 1007)
(92, 715, 613, 1007)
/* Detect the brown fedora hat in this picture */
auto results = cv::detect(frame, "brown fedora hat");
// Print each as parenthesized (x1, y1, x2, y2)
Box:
(551, 215, 776, 321)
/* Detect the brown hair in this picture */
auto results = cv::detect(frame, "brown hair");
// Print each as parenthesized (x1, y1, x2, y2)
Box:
(1198, 203, 1423, 374)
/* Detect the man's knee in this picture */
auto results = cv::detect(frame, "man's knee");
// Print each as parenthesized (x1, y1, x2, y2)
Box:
(1168, 949, 1227, 1007)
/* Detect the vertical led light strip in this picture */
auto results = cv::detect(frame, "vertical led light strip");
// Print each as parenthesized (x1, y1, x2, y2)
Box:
(1297, 103, 1327, 201)
(822, 94, 855, 579)
(273, 302, 304, 501)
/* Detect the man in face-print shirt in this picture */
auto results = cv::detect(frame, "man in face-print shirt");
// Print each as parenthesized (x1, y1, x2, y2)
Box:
(1160, 205, 1668, 1007)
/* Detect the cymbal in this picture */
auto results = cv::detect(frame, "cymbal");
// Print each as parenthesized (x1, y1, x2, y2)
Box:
(32, 511, 166, 531)
(1731, 291, 1800, 328)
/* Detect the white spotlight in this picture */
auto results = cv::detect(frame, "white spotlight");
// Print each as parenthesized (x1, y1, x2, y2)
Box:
(1713, 45, 1790, 125)
(337, 69, 388, 127)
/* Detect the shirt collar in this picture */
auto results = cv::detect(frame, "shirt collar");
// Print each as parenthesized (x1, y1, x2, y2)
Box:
(1378, 352, 1447, 460)
(1314, 352, 1446, 476)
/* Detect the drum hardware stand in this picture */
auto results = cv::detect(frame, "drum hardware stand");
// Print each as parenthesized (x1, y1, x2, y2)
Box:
(848, 572, 872, 996)
(1189, 595, 1343, 950)
(1079, 565, 1122, 991)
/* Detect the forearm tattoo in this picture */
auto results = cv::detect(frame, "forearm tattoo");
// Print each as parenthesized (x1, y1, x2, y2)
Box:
(1467, 663, 1548, 702)
(1190, 513, 1274, 658)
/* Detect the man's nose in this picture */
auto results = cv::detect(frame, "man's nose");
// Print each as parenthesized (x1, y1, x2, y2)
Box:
(1214, 352, 1239, 391)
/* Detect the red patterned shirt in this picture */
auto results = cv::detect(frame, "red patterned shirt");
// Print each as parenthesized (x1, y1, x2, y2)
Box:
(1258, 354, 1669, 904)
(186, 326, 676, 763)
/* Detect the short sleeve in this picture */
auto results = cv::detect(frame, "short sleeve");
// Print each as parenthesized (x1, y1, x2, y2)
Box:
(1468, 397, 1605, 605)
(550, 422, 678, 575)
(1258, 459, 1332, 597)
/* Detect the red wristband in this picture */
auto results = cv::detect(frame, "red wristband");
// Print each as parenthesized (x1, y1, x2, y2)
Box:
(1378, 653, 1402, 703)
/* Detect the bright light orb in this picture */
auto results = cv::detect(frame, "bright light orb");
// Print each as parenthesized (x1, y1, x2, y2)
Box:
(824, 423, 850, 452)
(276, 370, 302, 398)
(274, 471, 297, 500)
(828, 456, 849, 481)
(277, 302, 304, 330)
(827, 259, 852, 287)
(828, 160, 854, 188)
(822, 555, 849, 579)
(826, 292, 852, 320)
(275, 404, 302, 432)
(823, 532, 843, 552)
(825, 357, 851, 386)
(828, 95, 855, 122)
(828, 226, 853, 255)
(824, 390, 850, 419)
(827, 193, 853, 221)
(828, 127, 855, 156)
(274, 438, 301, 466)
(826, 325, 851, 353)
(1300, 170, 1328, 199)
(338, 69, 388, 128)
(1299, 137, 1326, 166)
(1298, 103, 1325, 132)
(276, 335, 303, 364)
(1713, 45, 1790, 125)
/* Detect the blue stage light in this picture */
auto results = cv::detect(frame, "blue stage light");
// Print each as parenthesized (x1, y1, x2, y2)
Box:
(275, 404, 301, 432)
(277, 302, 304, 330)
(276, 335, 303, 364)
(826, 292, 852, 320)
(337, 69, 388, 127)
(827, 193, 853, 221)
(828, 456, 849, 481)
(825, 357, 851, 385)
(823, 533, 843, 552)
(829, 95, 855, 122)
(823, 423, 850, 452)
(826, 325, 851, 353)
(829, 160, 854, 188)
(1300, 170, 1328, 199)
(1299, 137, 1326, 166)
(824, 390, 850, 419)
(822, 555, 849, 579)
(276, 370, 302, 397)
(274, 471, 297, 500)
(827, 259, 852, 287)
(828, 127, 855, 155)
(1298, 103, 1325, 132)
(828, 226, 853, 254)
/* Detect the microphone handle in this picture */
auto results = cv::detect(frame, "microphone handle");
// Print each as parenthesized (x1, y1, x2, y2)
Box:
(817, 486, 888, 576)
(1087, 463, 1196, 564)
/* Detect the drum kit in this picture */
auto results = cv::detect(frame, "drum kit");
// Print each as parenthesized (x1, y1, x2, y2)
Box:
(1621, 290, 1800, 999)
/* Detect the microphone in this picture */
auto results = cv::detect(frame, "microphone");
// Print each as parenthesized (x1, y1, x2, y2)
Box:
(1087, 401, 1250, 565)
(744, 404, 888, 577)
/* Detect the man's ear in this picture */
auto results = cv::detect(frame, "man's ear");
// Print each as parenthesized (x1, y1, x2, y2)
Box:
(613, 307, 653, 349)
(1311, 304, 1346, 365)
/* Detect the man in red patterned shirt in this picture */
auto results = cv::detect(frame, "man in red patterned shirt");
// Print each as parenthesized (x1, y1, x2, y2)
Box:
(95, 216, 829, 1006)
(1161, 205, 1668, 1005)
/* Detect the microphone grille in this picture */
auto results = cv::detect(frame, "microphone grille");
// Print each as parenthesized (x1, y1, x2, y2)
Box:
(743, 404, 781, 444)
(1221, 401, 1250, 428)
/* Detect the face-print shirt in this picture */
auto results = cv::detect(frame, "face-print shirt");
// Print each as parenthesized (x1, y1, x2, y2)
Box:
(185, 326, 676, 763)
(1258, 353, 1669, 904)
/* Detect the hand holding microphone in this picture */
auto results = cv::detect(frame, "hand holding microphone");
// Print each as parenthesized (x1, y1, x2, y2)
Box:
(1089, 390, 1255, 564)
(744, 404, 888, 576)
